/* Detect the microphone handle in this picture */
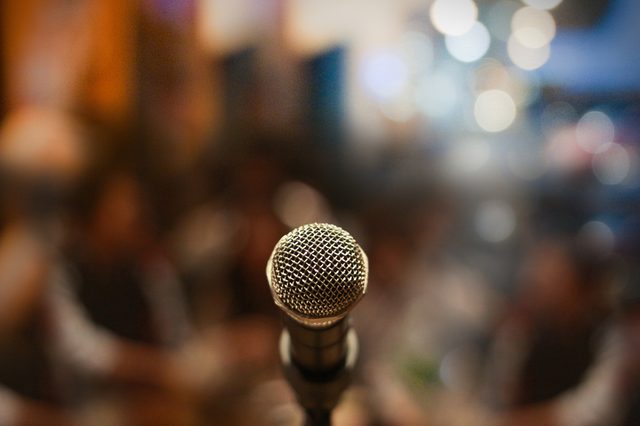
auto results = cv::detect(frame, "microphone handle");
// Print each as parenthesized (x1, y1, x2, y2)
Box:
(279, 321, 359, 424)
(283, 316, 349, 377)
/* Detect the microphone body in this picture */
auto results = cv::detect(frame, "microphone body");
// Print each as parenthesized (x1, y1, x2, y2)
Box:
(266, 223, 368, 425)
(284, 316, 349, 377)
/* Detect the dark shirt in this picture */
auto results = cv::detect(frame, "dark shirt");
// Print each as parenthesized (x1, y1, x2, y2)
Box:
(0, 308, 59, 402)
(515, 320, 601, 406)
(67, 246, 159, 346)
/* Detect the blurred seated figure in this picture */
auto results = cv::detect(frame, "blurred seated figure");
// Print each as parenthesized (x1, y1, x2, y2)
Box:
(0, 106, 88, 426)
(48, 166, 208, 426)
(0, 107, 186, 425)
(51, 168, 193, 416)
(0, 222, 74, 426)
(168, 139, 289, 324)
(222, 145, 289, 319)
(353, 177, 499, 425)
(484, 237, 621, 425)
(549, 272, 640, 426)
(51, 165, 278, 425)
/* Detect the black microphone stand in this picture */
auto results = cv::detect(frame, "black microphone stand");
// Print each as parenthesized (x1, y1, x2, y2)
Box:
(279, 323, 358, 426)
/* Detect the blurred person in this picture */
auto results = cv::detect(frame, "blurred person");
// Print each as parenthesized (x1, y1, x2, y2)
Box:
(49, 166, 201, 426)
(0, 219, 75, 426)
(208, 141, 290, 319)
(168, 135, 290, 322)
(52, 163, 279, 425)
(0, 106, 89, 426)
(190, 143, 293, 423)
(353, 175, 499, 425)
(548, 270, 640, 426)
(482, 265, 640, 426)
(484, 237, 617, 425)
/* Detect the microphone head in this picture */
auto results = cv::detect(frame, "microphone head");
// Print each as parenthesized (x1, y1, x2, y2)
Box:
(267, 223, 368, 328)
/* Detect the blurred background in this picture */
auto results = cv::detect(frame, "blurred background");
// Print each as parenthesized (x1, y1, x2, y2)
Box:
(0, 0, 639, 424)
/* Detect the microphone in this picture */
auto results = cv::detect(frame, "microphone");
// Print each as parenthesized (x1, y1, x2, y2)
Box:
(266, 223, 368, 425)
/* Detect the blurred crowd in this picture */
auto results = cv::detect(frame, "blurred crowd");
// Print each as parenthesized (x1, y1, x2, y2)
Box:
(0, 104, 638, 426)
(1, 0, 640, 425)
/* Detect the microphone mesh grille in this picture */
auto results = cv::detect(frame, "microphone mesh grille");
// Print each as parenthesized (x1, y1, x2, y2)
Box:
(269, 223, 367, 321)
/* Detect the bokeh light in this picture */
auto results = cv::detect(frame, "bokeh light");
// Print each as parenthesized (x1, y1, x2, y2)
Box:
(507, 34, 550, 70)
(545, 125, 590, 172)
(273, 181, 332, 229)
(447, 138, 492, 175)
(360, 50, 409, 101)
(470, 59, 511, 94)
(511, 6, 556, 48)
(471, 62, 539, 107)
(430, 0, 478, 36)
(475, 200, 516, 243)
(592, 143, 631, 185)
(468, 61, 512, 92)
(578, 220, 615, 256)
(445, 22, 491, 63)
(197, 0, 257, 54)
(575, 110, 615, 154)
(469, 60, 539, 106)
(474, 89, 517, 132)
(0, 107, 86, 179)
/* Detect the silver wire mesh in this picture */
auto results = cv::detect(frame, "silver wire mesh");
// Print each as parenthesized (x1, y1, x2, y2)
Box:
(269, 223, 367, 320)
